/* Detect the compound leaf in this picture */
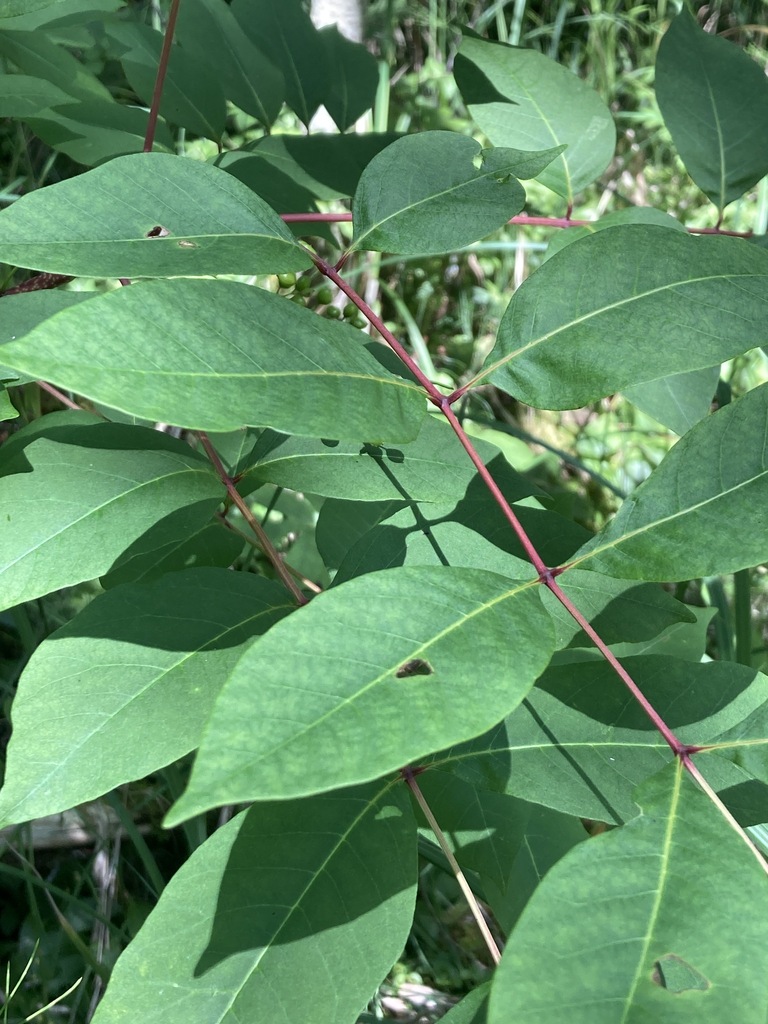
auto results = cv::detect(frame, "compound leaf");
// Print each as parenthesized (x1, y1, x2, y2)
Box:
(166, 565, 555, 821)
(92, 782, 417, 1024)
(0, 569, 291, 824)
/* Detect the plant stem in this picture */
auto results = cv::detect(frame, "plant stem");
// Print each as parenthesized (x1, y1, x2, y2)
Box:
(402, 767, 502, 965)
(36, 381, 85, 411)
(682, 755, 768, 876)
(143, 0, 181, 152)
(197, 432, 308, 606)
(734, 568, 753, 666)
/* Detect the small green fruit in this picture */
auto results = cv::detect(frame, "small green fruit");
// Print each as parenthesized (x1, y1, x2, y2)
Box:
(276, 272, 296, 289)
(316, 285, 334, 305)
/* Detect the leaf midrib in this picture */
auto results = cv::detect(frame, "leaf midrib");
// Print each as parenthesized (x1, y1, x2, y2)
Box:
(480, 269, 760, 382)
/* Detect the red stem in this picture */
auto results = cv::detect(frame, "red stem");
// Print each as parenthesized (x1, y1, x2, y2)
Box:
(143, 0, 182, 153)
(544, 576, 687, 754)
(284, 212, 751, 236)
(314, 251, 764, 843)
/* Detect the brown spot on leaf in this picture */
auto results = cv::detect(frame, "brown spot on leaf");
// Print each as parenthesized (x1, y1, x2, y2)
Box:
(396, 658, 433, 679)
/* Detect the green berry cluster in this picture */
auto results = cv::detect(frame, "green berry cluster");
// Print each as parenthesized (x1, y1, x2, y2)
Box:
(275, 274, 368, 329)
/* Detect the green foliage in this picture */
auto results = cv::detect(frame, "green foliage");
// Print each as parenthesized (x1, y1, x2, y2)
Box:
(1, 3, 768, 1022)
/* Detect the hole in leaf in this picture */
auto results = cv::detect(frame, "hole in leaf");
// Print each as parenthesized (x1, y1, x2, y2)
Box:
(146, 225, 170, 237)
(652, 954, 710, 993)
(396, 658, 433, 679)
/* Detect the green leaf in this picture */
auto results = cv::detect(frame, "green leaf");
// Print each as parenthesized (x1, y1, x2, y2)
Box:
(0, 289, 94, 383)
(165, 566, 555, 822)
(0, 279, 425, 440)
(543, 207, 685, 262)
(0, 386, 18, 419)
(487, 765, 768, 1024)
(246, 131, 407, 201)
(175, 0, 284, 127)
(240, 416, 510, 502)
(319, 25, 378, 131)
(108, 22, 227, 140)
(316, 498, 401, 571)
(655, 9, 768, 211)
(333, 466, 585, 585)
(352, 132, 529, 255)
(574, 384, 768, 580)
(540, 570, 696, 649)
(26, 97, 174, 166)
(100, 518, 243, 588)
(416, 772, 585, 931)
(623, 365, 720, 437)
(483, 227, 768, 409)
(214, 152, 324, 228)
(92, 783, 417, 1024)
(0, 569, 291, 824)
(0, 27, 112, 101)
(440, 655, 768, 823)
(0, 71, 72, 116)
(0, 153, 312, 276)
(0, 0, 120, 27)
(455, 35, 615, 203)
(607, 606, 716, 663)
(230, 0, 329, 127)
(0, 0, 67, 17)
(441, 985, 490, 1024)
(0, 422, 224, 610)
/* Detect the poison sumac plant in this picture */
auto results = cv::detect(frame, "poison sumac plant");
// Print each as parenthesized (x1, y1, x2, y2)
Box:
(1, 1, 768, 1021)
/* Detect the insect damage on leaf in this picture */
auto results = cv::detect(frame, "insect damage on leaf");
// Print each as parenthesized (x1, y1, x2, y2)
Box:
(652, 954, 710, 993)
(396, 658, 434, 678)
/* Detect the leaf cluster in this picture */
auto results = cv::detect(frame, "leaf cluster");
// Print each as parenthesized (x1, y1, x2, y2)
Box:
(1, 3, 768, 1022)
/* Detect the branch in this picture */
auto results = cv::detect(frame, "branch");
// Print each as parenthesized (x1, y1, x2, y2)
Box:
(197, 432, 308, 606)
(143, 0, 182, 153)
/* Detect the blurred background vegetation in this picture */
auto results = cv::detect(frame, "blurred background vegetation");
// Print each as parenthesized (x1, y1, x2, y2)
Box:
(1, 1, 768, 1020)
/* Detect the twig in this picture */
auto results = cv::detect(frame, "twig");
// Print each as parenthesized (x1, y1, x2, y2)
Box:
(402, 767, 502, 965)
(143, 0, 182, 153)
(197, 432, 308, 605)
